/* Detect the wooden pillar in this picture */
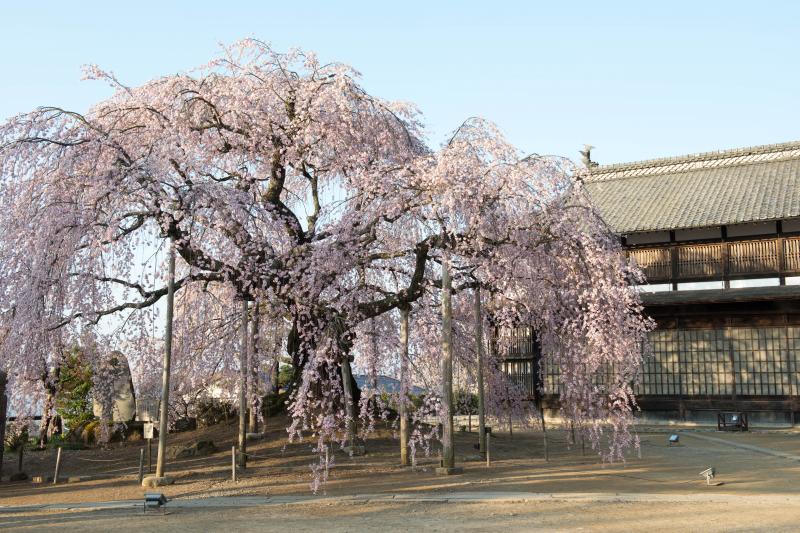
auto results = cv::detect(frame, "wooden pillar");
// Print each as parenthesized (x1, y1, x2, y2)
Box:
(155, 240, 175, 479)
(238, 300, 249, 468)
(474, 288, 487, 457)
(721, 226, 730, 289)
(670, 231, 678, 291)
(248, 303, 260, 434)
(437, 258, 460, 474)
(0, 371, 6, 482)
(778, 222, 786, 285)
(399, 306, 410, 466)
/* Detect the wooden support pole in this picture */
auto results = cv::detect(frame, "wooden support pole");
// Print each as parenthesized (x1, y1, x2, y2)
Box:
(486, 431, 491, 467)
(474, 288, 487, 458)
(231, 446, 237, 482)
(138, 448, 145, 485)
(0, 371, 6, 482)
(581, 430, 586, 456)
(341, 357, 356, 448)
(248, 302, 260, 434)
(155, 239, 176, 479)
(439, 258, 458, 472)
(238, 300, 249, 468)
(52, 447, 62, 485)
(399, 306, 411, 467)
(540, 408, 549, 462)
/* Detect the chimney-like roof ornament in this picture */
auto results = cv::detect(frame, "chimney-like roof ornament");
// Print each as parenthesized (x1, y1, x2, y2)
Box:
(580, 144, 599, 170)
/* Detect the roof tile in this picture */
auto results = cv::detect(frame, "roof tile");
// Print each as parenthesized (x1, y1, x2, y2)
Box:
(584, 141, 800, 233)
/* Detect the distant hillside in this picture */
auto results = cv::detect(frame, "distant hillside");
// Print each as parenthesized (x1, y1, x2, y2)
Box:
(353, 374, 426, 396)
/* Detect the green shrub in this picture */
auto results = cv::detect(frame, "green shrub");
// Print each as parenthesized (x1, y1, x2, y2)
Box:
(4, 422, 28, 453)
(262, 391, 289, 418)
(55, 348, 94, 433)
(195, 399, 234, 427)
(277, 364, 293, 389)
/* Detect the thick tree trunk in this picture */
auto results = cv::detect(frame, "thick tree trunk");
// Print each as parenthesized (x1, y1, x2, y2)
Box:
(341, 356, 357, 449)
(38, 380, 56, 448)
(540, 406, 549, 461)
(0, 371, 7, 481)
(287, 317, 302, 390)
(238, 300, 249, 468)
(270, 358, 279, 394)
(155, 240, 176, 479)
(248, 304, 260, 434)
(399, 306, 410, 466)
(474, 288, 487, 457)
(286, 310, 362, 453)
(440, 259, 455, 470)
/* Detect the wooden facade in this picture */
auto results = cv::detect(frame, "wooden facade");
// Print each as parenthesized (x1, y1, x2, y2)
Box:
(627, 234, 800, 286)
(501, 140, 800, 423)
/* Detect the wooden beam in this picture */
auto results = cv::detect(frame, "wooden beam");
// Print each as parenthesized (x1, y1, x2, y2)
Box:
(641, 285, 800, 306)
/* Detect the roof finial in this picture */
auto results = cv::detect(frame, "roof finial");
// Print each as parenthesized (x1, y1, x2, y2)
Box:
(580, 144, 599, 169)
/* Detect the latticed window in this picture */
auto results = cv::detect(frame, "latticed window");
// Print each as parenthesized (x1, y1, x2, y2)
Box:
(500, 325, 800, 399)
(636, 326, 800, 397)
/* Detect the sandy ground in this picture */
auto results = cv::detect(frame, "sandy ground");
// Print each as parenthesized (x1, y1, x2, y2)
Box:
(4, 497, 800, 532)
(2, 420, 800, 531)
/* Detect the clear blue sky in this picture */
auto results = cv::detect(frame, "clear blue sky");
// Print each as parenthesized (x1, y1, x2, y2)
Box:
(2, 1, 798, 165)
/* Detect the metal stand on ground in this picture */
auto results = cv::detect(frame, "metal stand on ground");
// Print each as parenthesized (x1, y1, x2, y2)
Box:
(52, 447, 62, 485)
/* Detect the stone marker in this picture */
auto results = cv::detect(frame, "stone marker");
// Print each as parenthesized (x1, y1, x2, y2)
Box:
(166, 440, 217, 460)
(245, 432, 265, 442)
(435, 466, 464, 475)
(343, 444, 366, 456)
(92, 351, 136, 422)
(141, 475, 174, 488)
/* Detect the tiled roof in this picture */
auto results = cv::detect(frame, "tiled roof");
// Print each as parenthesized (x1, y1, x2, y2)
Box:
(584, 141, 800, 234)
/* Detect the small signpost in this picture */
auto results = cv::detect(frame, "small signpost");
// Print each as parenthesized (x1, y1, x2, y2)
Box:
(137, 399, 159, 475)
(144, 422, 154, 473)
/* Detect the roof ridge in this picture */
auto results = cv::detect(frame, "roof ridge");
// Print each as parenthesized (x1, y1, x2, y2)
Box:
(588, 140, 800, 180)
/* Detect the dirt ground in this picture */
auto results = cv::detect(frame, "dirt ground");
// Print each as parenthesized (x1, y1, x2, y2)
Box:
(2, 419, 800, 531)
(4, 497, 800, 532)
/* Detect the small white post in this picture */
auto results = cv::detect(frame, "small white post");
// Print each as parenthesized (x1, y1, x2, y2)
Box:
(486, 431, 491, 467)
(52, 447, 62, 485)
(231, 446, 237, 482)
(138, 448, 145, 485)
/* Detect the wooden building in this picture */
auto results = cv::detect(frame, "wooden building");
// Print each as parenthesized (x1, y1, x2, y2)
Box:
(507, 141, 800, 424)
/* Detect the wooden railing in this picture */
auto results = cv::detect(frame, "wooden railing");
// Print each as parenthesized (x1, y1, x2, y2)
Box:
(628, 236, 800, 283)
